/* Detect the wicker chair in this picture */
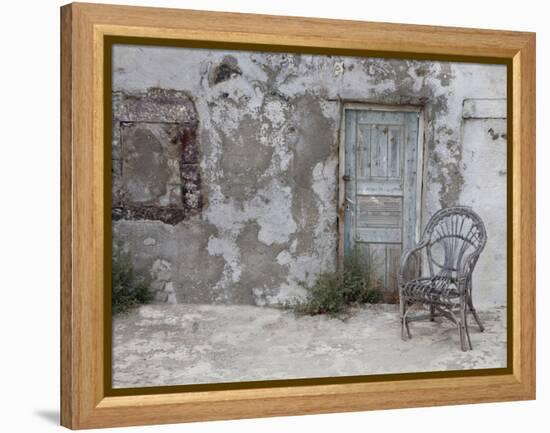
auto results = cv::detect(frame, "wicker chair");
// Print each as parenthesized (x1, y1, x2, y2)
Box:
(398, 206, 487, 351)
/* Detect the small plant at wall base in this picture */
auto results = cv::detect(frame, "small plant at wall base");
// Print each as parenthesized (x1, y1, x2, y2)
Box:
(112, 240, 153, 314)
(287, 251, 382, 317)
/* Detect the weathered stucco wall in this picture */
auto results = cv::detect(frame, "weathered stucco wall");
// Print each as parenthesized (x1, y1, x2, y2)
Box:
(112, 45, 507, 307)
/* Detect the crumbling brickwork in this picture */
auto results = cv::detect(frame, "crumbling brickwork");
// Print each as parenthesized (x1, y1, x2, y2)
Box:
(112, 88, 202, 225)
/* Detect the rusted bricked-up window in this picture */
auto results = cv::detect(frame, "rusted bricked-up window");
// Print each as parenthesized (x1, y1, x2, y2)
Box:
(112, 88, 202, 225)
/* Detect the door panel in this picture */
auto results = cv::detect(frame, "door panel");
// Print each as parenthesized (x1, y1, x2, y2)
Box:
(356, 125, 370, 178)
(386, 244, 402, 298)
(356, 181, 402, 196)
(370, 125, 387, 178)
(388, 126, 402, 178)
(343, 108, 420, 300)
(357, 196, 402, 228)
(356, 228, 402, 244)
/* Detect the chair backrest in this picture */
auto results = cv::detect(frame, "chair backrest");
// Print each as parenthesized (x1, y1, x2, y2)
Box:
(422, 206, 487, 279)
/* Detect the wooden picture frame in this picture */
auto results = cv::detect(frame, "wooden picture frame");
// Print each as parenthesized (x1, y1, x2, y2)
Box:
(60, 2, 535, 429)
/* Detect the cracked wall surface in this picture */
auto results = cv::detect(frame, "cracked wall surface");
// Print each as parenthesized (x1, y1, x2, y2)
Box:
(112, 45, 507, 307)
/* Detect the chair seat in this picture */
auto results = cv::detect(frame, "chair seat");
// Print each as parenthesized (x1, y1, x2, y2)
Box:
(401, 276, 462, 305)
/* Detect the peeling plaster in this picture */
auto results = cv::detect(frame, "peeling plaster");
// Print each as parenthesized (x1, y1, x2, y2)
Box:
(112, 46, 507, 307)
(207, 236, 242, 282)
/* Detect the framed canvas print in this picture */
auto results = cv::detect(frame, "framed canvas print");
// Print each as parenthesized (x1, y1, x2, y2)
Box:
(60, 2, 536, 429)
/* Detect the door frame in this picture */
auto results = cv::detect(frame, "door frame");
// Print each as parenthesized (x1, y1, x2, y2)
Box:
(337, 102, 426, 266)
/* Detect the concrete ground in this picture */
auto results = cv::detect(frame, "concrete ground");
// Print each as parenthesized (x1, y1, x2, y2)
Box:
(112, 304, 507, 388)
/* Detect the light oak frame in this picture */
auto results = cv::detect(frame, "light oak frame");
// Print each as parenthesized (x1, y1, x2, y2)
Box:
(61, 2, 535, 429)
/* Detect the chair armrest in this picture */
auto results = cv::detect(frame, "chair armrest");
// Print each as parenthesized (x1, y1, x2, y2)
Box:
(457, 252, 481, 281)
(398, 240, 428, 286)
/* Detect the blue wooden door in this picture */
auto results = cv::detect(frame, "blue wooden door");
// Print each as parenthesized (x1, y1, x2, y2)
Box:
(343, 108, 420, 297)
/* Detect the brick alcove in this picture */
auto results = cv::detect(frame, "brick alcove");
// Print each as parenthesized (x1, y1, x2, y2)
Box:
(112, 88, 202, 225)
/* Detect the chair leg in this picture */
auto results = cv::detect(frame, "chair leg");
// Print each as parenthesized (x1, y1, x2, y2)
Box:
(468, 298, 485, 332)
(449, 308, 468, 352)
(457, 318, 469, 352)
(405, 317, 412, 339)
(455, 317, 464, 351)
(467, 282, 484, 332)
(400, 297, 410, 341)
(461, 307, 473, 351)
(401, 319, 408, 341)
(465, 322, 473, 351)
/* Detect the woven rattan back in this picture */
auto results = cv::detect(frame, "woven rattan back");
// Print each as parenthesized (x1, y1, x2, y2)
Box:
(423, 206, 487, 279)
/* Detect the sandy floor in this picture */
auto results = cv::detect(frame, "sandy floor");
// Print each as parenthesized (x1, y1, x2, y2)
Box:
(112, 303, 507, 388)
